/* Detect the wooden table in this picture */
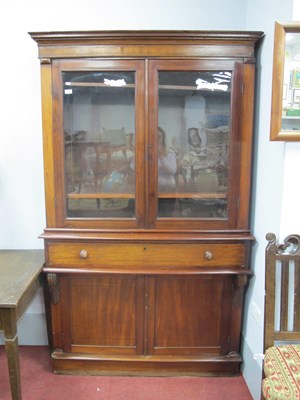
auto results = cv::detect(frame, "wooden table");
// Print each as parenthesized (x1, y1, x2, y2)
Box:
(0, 250, 44, 400)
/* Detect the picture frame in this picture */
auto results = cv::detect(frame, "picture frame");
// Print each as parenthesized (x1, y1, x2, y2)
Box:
(270, 21, 300, 141)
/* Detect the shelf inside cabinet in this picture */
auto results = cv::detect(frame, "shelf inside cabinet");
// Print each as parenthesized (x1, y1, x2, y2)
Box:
(66, 82, 135, 89)
(64, 81, 230, 93)
(67, 193, 135, 199)
(158, 192, 227, 199)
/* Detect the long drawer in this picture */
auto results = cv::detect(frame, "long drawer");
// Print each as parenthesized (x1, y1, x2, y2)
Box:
(46, 242, 247, 269)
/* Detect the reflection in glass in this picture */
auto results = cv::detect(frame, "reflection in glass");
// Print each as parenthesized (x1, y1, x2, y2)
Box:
(157, 71, 231, 219)
(63, 71, 136, 218)
(282, 33, 300, 131)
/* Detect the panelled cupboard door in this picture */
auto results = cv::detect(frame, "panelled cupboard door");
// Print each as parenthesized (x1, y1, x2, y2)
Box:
(53, 274, 237, 357)
(51, 59, 146, 229)
(58, 275, 145, 355)
(146, 276, 233, 356)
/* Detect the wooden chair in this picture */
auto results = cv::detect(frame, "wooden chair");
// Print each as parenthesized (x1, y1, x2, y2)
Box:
(262, 233, 300, 399)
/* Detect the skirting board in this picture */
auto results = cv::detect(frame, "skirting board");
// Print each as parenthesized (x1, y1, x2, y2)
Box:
(241, 334, 263, 400)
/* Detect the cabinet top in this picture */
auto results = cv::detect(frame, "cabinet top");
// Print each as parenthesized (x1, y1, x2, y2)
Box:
(29, 30, 264, 41)
(29, 30, 264, 60)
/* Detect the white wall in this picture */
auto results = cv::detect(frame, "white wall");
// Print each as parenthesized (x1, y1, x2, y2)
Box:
(281, 143, 300, 235)
(243, 1, 296, 399)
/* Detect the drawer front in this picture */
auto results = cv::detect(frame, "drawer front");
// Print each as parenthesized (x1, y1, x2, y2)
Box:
(47, 242, 246, 269)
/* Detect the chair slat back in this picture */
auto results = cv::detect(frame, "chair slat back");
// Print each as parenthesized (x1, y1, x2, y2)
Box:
(264, 233, 300, 351)
(294, 260, 300, 331)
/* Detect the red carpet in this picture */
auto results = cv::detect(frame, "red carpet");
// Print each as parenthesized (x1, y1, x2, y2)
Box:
(0, 346, 253, 399)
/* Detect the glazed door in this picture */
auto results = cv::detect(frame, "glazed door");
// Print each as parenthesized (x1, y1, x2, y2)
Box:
(51, 59, 145, 229)
(148, 59, 244, 230)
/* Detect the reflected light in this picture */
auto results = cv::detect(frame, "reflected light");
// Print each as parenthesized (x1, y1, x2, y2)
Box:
(104, 78, 126, 87)
(196, 78, 228, 91)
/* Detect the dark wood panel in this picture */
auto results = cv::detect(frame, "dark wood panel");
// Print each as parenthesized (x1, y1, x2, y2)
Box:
(60, 275, 145, 355)
(147, 276, 232, 356)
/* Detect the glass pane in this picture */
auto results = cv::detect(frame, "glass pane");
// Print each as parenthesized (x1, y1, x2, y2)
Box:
(63, 71, 135, 218)
(157, 71, 231, 219)
(282, 33, 300, 131)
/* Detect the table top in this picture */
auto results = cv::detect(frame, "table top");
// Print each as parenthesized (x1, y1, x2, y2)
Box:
(0, 250, 44, 308)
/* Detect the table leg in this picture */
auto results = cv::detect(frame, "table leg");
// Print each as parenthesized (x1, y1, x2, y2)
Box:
(1, 308, 22, 400)
(5, 335, 22, 400)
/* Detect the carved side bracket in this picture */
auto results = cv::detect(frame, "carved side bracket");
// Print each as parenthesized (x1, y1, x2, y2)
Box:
(233, 275, 248, 307)
(47, 273, 60, 305)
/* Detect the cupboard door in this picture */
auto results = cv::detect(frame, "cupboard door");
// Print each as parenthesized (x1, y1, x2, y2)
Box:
(146, 276, 233, 356)
(148, 59, 244, 230)
(59, 274, 145, 355)
(51, 59, 145, 229)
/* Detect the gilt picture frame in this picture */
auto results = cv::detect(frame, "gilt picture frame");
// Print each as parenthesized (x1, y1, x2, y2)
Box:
(270, 21, 300, 141)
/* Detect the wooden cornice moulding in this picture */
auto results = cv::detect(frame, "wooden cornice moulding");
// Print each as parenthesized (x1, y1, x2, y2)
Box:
(29, 30, 264, 60)
(29, 30, 264, 44)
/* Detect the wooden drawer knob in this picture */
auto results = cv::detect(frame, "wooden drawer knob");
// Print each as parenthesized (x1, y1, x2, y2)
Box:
(79, 249, 88, 259)
(204, 250, 214, 260)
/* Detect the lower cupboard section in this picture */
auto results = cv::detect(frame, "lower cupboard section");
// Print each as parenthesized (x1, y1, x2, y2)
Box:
(45, 273, 247, 376)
